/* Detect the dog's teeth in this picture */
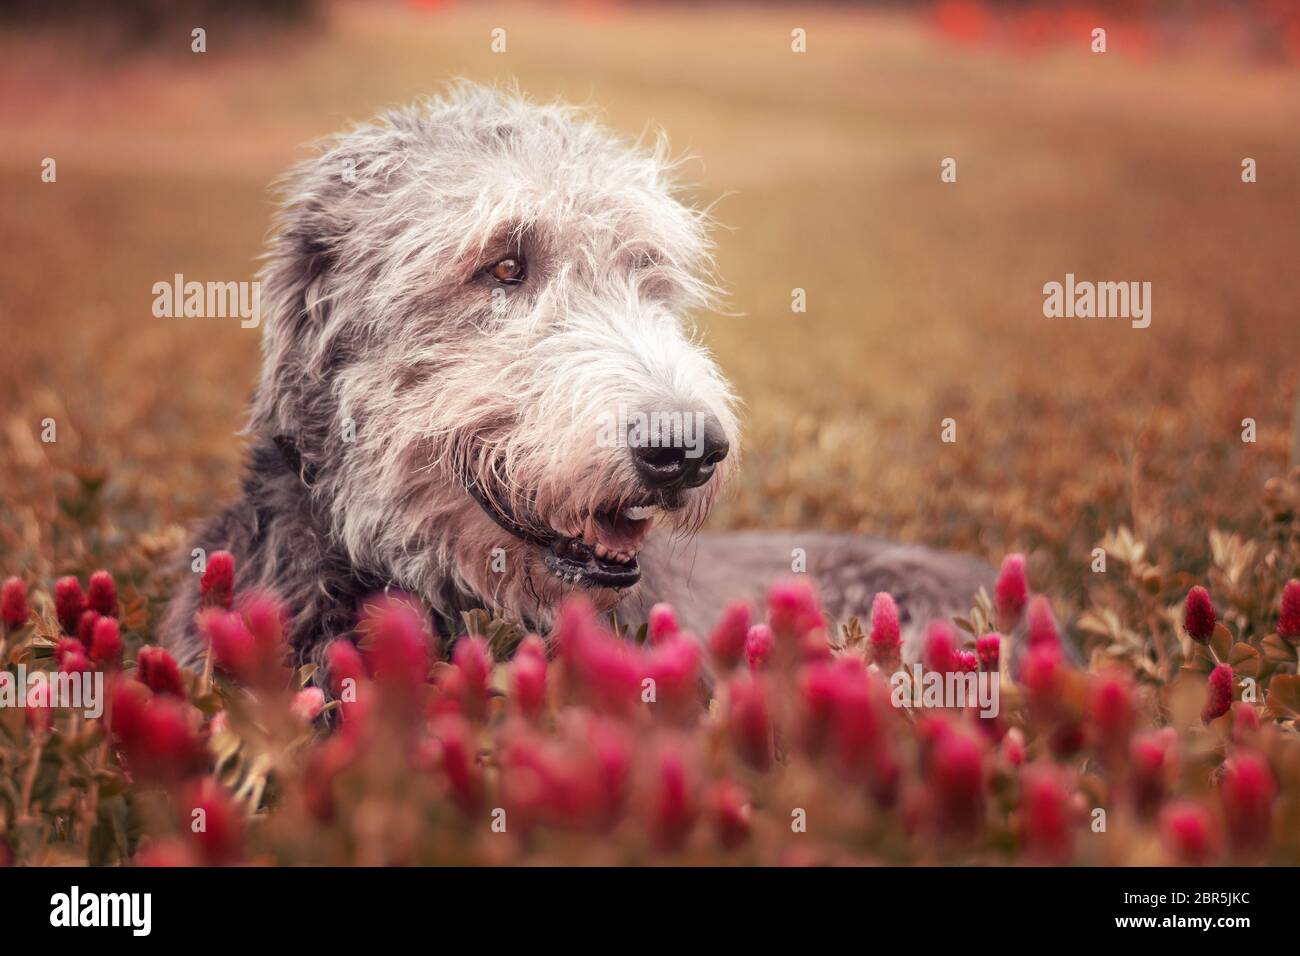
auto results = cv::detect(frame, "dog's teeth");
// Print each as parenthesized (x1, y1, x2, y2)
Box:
(623, 505, 659, 521)
(594, 543, 609, 559)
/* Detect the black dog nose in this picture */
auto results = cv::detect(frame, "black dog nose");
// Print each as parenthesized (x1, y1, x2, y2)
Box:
(630, 414, 730, 491)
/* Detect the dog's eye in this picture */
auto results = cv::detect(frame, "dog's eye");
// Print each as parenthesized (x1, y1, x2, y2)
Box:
(486, 256, 526, 284)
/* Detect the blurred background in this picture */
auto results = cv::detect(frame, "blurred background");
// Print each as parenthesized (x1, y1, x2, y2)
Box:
(1, 0, 1298, 610)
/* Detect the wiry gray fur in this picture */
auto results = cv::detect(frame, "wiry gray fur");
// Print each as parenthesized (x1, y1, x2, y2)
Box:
(160, 83, 991, 675)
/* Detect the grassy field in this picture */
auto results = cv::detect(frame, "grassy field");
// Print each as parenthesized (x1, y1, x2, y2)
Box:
(1, 0, 1298, 607)
(4, 1, 1300, 870)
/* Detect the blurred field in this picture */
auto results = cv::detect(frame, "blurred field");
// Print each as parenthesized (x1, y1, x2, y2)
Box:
(1, 0, 1298, 612)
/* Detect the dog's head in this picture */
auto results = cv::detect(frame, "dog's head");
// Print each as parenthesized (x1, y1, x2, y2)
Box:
(251, 83, 738, 628)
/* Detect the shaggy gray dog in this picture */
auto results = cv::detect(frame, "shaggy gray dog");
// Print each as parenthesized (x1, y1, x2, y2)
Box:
(161, 83, 991, 673)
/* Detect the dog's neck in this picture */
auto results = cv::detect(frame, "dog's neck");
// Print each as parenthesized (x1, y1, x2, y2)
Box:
(263, 432, 531, 649)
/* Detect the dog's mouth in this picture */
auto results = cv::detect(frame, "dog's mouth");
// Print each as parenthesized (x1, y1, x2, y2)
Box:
(465, 478, 661, 589)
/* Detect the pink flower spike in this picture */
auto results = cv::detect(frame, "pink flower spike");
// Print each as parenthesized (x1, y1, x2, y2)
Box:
(929, 729, 985, 836)
(201, 610, 257, 682)
(709, 780, 751, 850)
(744, 624, 774, 671)
(1278, 579, 1300, 643)
(766, 578, 824, 641)
(136, 646, 185, 698)
(1161, 802, 1219, 865)
(77, 609, 101, 649)
(995, 553, 1028, 628)
(291, 687, 326, 723)
(1, 577, 29, 629)
(922, 621, 958, 675)
(1183, 586, 1216, 644)
(647, 603, 679, 645)
(200, 551, 235, 609)
(975, 633, 1001, 672)
(1020, 766, 1073, 863)
(1201, 664, 1233, 724)
(1025, 596, 1060, 649)
(90, 616, 123, 666)
(707, 601, 750, 670)
(54, 576, 86, 636)
(86, 570, 118, 617)
(1220, 752, 1276, 854)
(727, 677, 772, 772)
(510, 651, 548, 718)
(868, 592, 902, 665)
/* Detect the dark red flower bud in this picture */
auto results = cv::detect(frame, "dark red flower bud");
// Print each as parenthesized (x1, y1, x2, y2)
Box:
(922, 620, 959, 675)
(1019, 641, 1063, 714)
(201, 610, 257, 682)
(708, 780, 751, 850)
(86, 570, 118, 618)
(510, 650, 548, 718)
(109, 683, 205, 785)
(54, 576, 85, 636)
(975, 633, 1001, 672)
(647, 747, 697, 852)
(1088, 670, 1136, 759)
(90, 616, 123, 666)
(181, 778, 244, 865)
(727, 676, 772, 771)
(828, 658, 888, 780)
(54, 636, 83, 667)
(432, 715, 482, 816)
(647, 602, 679, 645)
(929, 728, 985, 836)
(1049, 721, 1085, 757)
(995, 553, 1028, 628)
(363, 596, 433, 696)
(515, 633, 547, 661)
(1278, 579, 1300, 643)
(1130, 729, 1175, 819)
(708, 601, 750, 670)
(324, 640, 366, 696)
(1025, 595, 1060, 649)
(1020, 765, 1073, 863)
(59, 645, 92, 674)
(643, 634, 701, 709)
(1160, 801, 1219, 865)
(136, 646, 185, 698)
(1201, 663, 1233, 724)
(1220, 752, 1275, 854)
(453, 635, 493, 718)
(76, 609, 100, 648)
(744, 624, 773, 671)
(562, 609, 641, 714)
(200, 551, 235, 609)
(868, 592, 902, 667)
(1, 577, 29, 629)
(766, 578, 824, 642)
(1183, 586, 1216, 644)
(1232, 702, 1260, 744)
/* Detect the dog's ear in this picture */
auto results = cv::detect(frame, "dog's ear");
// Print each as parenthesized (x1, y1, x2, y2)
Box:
(248, 136, 366, 462)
